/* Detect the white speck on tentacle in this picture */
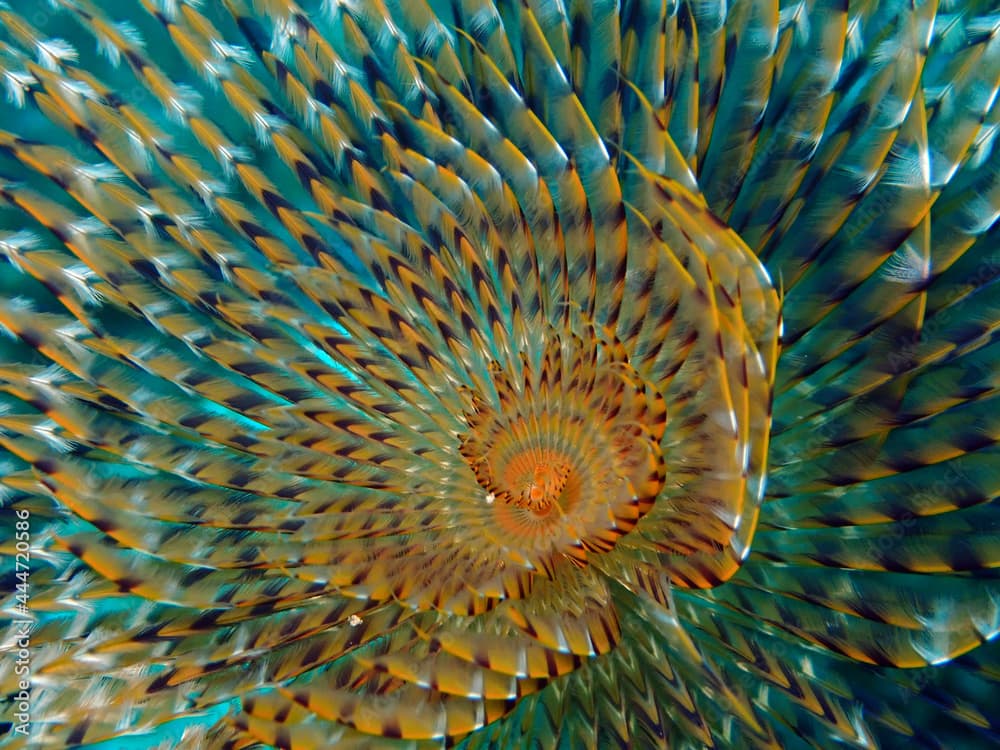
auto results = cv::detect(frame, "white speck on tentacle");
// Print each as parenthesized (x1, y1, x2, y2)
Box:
(2, 71, 35, 107)
(36, 38, 78, 70)
(348, 614, 363, 627)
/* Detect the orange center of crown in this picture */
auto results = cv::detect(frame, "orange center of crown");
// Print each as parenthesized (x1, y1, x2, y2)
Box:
(501, 449, 573, 514)
(457, 328, 668, 577)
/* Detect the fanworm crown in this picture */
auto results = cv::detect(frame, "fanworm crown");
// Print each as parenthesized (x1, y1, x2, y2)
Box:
(0, 0, 998, 748)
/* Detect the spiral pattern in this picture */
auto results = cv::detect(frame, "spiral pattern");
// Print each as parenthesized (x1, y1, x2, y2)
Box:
(0, 1, 998, 748)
